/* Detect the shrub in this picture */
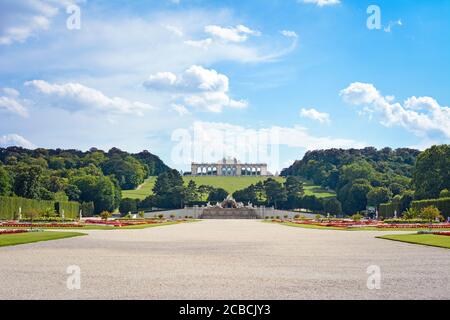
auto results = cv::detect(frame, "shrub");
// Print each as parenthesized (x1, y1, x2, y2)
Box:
(420, 206, 443, 223)
(402, 207, 420, 220)
(351, 213, 364, 222)
(158, 214, 164, 220)
(100, 211, 112, 221)
(412, 198, 450, 219)
(294, 214, 300, 219)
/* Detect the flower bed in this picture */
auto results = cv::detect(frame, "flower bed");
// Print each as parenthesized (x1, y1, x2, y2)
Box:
(377, 224, 450, 229)
(84, 219, 161, 227)
(0, 229, 29, 235)
(289, 220, 381, 228)
(0, 222, 83, 228)
(433, 232, 450, 236)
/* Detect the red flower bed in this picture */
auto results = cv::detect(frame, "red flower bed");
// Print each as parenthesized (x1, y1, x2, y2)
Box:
(0, 223, 83, 228)
(84, 219, 161, 227)
(0, 229, 29, 235)
(433, 232, 450, 236)
(378, 224, 450, 229)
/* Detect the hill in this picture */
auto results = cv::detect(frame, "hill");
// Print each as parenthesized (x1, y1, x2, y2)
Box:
(122, 176, 336, 200)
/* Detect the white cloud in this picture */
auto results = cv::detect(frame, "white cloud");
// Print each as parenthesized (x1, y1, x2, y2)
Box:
(143, 65, 247, 113)
(340, 82, 450, 138)
(25, 80, 154, 116)
(300, 108, 331, 124)
(172, 104, 190, 116)
(280, 30, 298, 38)
(204, 25, 260, 43)
(0, 0, 81, 45)
(164, 24, 184, 37)
(174, 121, 364, 172)
(0, 134, 35, 149)
(0, 88, 28, 117)
(184, 38, 213, 49)
(299, 0, 341, 7)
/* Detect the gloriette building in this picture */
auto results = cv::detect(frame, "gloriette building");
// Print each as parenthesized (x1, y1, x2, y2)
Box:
(191, 158, 268, 176)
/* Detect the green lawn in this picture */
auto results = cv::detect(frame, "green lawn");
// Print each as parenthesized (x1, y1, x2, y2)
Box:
(269, 221, 450, 232)
(122, 176, 335, 200)
(377, 234, 450, 249)
(0, 231, 86, 247)
(122, 177, 157, 200)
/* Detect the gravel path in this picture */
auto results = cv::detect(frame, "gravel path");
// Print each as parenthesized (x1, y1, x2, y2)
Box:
(0, 220, 449, 300)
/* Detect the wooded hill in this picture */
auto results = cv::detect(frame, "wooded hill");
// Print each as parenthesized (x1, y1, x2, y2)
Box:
(281, 146, 449, 215)
(0, 147, 170, 214)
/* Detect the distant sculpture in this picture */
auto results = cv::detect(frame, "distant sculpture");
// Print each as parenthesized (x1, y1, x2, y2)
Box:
(200, 195, 259, 219)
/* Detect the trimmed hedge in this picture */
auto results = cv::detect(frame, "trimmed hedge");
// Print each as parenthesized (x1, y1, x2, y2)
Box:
(379, 202, 401, 219)
(0, 196, 80, 220)
(412, 197, 450, 219)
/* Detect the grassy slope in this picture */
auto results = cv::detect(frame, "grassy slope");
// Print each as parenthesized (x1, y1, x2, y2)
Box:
(122, 176, 335, 200)
(0, 231, 86, 247)
(377, 234, 450, 249)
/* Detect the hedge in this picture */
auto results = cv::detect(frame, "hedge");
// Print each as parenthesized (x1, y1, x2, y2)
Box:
(379, 202, 401, 219)
(412, 197, 450, 219)
(0, 196, 80, 220)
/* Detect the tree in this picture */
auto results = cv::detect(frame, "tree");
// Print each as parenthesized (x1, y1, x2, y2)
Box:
(367, 187, 392, 207)
(65, 184, 81, 201)
(184, 180, 199, 204)
(0, 165, 12, 196)
(264, 178, 287, 209)
(119, 198, 138, 214)
(101, 155, 146, 190)
(152, 170, 185, 209)
(339, 179, 372, 214)
(284, 176, 304, 197)
(208, 188, 228, 202)
(71, 175, 119, 214)
(233, 185, 257, 204)
(300, 195, 324, 212)
(323, 198, 342, 216)
(440, 189, 450, 198)
(13, 165, 43, 199)
(413, 145, 450, 200)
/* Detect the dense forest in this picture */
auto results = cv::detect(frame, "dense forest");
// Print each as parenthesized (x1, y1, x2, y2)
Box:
(0, 147, 170, 214)
(281, 146, 450, 215)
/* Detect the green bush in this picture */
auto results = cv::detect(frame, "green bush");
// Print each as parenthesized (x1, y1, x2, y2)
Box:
(412, 197, 450, 219)
(0, 196, 80, 220)
(379, 202, 401, 219)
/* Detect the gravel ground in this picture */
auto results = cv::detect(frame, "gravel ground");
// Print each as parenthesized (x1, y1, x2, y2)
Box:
(0, 220, 449, 300)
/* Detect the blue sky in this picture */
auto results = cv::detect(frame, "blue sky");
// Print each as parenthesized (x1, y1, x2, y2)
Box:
(0, 0, 449, 173)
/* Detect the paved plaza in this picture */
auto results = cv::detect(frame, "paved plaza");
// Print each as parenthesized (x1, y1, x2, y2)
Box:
(0, 220, 449, 300)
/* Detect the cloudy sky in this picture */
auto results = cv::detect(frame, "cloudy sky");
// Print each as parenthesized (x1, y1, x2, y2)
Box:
(0, 0, 449, 173)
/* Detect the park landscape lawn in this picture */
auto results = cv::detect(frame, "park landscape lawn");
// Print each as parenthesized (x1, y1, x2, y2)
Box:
(122, 176, 335, 200)
(269, 221, 450, 232)
(377, 234, 450, 249)
(0, 231, 86, 247)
